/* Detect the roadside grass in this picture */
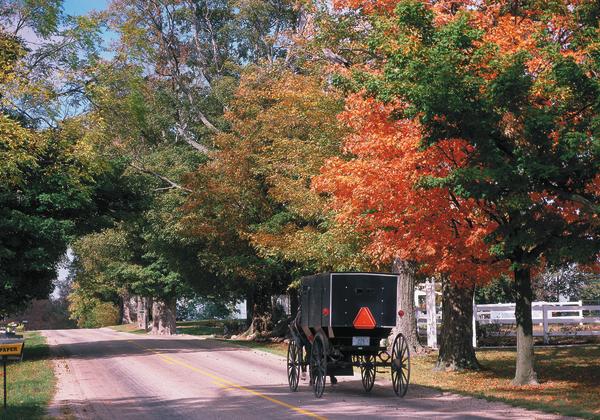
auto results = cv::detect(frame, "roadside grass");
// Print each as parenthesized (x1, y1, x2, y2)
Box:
(176, 320, 223, 336)
(230, 339, 600, 419)
(410, 345, 600, 419)
(0, 332, 55, 420)
(108, 324, 146, 334)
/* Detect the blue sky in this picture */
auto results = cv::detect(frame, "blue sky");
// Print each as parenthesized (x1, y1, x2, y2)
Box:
(62, 0, 116, 56)
(63, 0, 109, 16)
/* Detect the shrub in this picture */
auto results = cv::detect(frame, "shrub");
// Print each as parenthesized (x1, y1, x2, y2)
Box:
(89, 302, 120, 327)
(68, 290, 120, 328)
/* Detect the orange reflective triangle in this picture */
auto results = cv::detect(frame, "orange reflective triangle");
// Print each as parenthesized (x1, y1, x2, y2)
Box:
(353, 307, 376, 329)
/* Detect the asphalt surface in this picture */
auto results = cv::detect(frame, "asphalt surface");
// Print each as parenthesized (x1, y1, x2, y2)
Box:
(43, 329, 569, 420)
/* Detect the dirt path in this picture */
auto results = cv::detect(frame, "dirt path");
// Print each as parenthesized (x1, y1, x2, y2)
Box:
(43, 329, 571, 419)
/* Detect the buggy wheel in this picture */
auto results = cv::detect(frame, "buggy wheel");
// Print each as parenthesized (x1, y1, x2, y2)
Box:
(360, 354, 376, 392)
(310, 335, 327, 398)
(287, 340, 301, 391)
(391, 333, 410, 397)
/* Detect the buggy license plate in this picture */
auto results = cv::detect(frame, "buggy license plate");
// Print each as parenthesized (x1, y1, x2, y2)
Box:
(352, 336, 370, 346)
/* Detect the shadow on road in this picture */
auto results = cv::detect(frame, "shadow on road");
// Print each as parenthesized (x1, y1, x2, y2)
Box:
(54, 383, 542, 420)
(49, 331, 250, 360)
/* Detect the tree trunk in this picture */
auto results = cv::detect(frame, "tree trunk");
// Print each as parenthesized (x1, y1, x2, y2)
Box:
(512, 267, 538, 385)
(136, 296, 143, 328)
(150, 297, 177, 335)
(390, 258, 425, 354)
(121, 291, 133, 324)
(240, 286, 272, 339)
(131, 295, 139, 323)
(436, 276, 479, 370)
(136, 296, 149, 331)
(146, 297, 153, 329)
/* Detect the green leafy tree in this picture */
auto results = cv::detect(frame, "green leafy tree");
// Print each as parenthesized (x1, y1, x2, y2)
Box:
(0, 105, 124, 316)
(331, 0, 599, 384)
(0, 5, 134, 317)
(1, 0, 105, 125)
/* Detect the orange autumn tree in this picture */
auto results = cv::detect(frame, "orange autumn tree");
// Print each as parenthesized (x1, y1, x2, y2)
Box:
(319, 0, 600, 384)
(184, 66, 371, 332)
(315, 95, 506, 369)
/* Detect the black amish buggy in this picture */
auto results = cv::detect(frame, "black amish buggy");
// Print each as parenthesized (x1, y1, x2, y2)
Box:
(287, 272, 410, 398)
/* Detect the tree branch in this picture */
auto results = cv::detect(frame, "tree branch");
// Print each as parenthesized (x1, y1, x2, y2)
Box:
(129, 162, 193, 194)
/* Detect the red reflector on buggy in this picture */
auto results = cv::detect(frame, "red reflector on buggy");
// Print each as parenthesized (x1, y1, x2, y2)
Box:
(322, 307, 330, 316)
(398, 310, 405, 318)
(353, 307, 376, 329)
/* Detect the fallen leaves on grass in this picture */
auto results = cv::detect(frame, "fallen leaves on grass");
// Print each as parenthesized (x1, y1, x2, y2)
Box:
(411, 346, 600, 419)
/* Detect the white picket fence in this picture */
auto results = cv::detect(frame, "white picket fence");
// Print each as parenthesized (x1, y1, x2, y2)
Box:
(417, 296, 600, 347)
(475, 301, 600, 345)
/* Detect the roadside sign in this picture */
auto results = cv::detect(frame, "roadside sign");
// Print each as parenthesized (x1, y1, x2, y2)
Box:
(0, 338, 25, 410)
(0, 342, 24, 359)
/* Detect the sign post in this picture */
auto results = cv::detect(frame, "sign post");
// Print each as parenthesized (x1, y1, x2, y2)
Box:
(3, 356, 7, 410)
(0, 339, 25, 411)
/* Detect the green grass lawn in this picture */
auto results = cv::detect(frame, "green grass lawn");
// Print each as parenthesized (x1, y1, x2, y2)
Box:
(176, 320, 223, 336)
(0, 332, 55, 420)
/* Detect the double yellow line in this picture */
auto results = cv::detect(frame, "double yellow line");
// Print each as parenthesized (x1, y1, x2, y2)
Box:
(127, 340, 327, 420)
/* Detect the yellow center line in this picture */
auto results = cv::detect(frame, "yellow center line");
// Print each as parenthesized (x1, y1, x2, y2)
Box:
(128, 340, 327, 420)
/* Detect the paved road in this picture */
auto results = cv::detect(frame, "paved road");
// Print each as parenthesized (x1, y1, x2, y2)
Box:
(43, 329, 568, 419)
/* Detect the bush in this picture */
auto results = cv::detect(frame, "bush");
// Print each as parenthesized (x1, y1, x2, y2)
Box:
(68, 290, 120, 328)
(88, 302, 120, 327)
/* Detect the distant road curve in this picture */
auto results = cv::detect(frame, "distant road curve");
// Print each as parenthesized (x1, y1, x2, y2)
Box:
(43, 329, 569, 419)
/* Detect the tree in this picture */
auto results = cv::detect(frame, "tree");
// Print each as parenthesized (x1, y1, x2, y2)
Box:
(533, 264, 598, 302)
(183, 66, 371, 334)
(1, 0, 104, 126)
(327, 0, 599, 384)
(182, 79, 293, 333)
(107, 0, 300, 152)
(233, 68, 370, 273)
(391, 259, 424, 355)
(69, 0, 307, 334)
(475, 275, 514, 304)
(69, 219, 195, 335)
(314, 94, 505, 366)
(0, 110, 114, 316)
(0, 5, 128, 316)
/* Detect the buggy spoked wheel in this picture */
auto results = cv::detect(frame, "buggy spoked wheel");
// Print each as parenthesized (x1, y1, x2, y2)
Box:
(310, 336, 327, 398)
(287, 340, 301, 391)
(391, 333, 410, 397)
(360, 354, 376, 392)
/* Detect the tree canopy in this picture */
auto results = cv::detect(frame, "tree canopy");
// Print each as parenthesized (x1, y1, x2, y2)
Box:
(318, 0, 599, 384)
(1, 1, 597, 380)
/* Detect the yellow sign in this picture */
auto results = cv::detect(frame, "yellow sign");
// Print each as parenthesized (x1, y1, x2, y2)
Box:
(0, 342, 23, 357)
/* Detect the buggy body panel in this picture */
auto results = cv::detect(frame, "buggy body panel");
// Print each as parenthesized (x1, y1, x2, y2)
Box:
(300, 272, 398, 329)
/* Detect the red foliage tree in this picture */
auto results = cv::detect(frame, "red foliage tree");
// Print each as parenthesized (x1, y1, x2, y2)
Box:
(315, 95, 508, 368)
